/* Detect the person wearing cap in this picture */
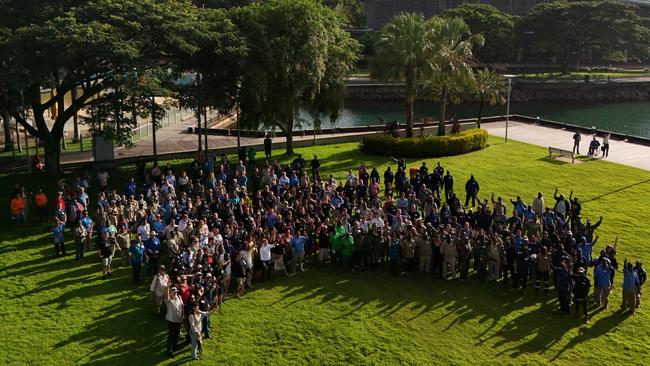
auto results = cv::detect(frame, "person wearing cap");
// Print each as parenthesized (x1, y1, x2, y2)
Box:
(572, 267, 591, 323)
(128, 237, 145, 283)
(165, 285, 184, 358)
(150, 265, 170, 314)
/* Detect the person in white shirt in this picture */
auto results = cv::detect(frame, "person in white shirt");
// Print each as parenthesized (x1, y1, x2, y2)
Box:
(137, 221, 151, 242)
(165, 286, 184, 358)
(532, 192, 544, 217)
(150, 265, 170, 314)
(259, 238, 274, 281)
(189, 304, 211, 360)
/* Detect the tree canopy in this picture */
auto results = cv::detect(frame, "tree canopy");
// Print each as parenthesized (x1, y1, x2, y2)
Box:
(520, 0, 650, 70)
(442, 3, 515, 63)
(232, 0, 359, 153)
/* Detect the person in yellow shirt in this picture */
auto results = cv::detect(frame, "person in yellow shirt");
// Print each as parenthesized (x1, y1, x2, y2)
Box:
(34, 189, 49, 223)
(10, 193, 26, 225)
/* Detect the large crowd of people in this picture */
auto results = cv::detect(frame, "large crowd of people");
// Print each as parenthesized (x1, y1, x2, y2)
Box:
(9, 147, 646, 360)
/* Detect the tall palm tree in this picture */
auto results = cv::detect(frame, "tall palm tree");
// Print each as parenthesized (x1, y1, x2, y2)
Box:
(425, 17, 483, 136)
(474, 68, 505, 128)
(371, 13, 434, 137)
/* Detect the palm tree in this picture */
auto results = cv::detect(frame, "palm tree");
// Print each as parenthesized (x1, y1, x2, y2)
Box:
(371, 13, 434, 137)
(425, 17, 483, 136)
(474, 69, 505, 128)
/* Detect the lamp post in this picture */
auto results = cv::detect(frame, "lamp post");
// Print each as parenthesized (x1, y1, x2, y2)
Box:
(503, 74, 517, 143)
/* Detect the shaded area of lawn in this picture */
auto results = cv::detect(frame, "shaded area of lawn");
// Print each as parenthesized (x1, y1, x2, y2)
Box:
(1, 136, 650, 364)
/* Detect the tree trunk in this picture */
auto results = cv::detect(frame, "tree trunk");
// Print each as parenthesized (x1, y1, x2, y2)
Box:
(2, 109, 13, 152)
(203, 106, 208, 151)
(285, 132, 293, 155)
(477, 95, 485, 129)
(404, 67, 416, 138)
(43, 138, 61, 175)
(438, 89, 447, 136)
(196, 107, 202, 151)
(71, 87, 80, 142)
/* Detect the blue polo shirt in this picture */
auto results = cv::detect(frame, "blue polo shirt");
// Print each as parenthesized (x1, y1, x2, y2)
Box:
(290, 236, 307, 254)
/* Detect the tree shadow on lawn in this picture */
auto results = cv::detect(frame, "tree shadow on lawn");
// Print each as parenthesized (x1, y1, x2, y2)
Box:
(582, 178, 650, 204)
(262, 267, 621, 361)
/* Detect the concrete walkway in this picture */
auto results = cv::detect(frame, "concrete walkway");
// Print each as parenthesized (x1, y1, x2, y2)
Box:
(483, 121, 650, 171)
(51, 117, 650, 172)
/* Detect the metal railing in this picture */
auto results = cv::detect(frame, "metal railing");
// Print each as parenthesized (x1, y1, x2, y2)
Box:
(130, 108, 193, 143)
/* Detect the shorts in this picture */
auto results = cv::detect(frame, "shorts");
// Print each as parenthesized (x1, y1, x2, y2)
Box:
(318, 248, 330, 262)
(154, 293, 166, 307)
(235, 277, 245, 287)
(102, 256, 113, 269)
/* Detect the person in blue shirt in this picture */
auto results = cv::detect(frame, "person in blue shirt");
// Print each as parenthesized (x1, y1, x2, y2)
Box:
(129, 239, 145, 282)
(145, 232, 162, 276)
(593, 257, 612, 308)
(53, 223, 66, 257)
(125, 178, 137, 197)
(621, 260, 640, 314)
(76, 187, 89, 209)
(290, 231, 307, 273)
(510, 196, 527, 217)
(578, 236, 598, 266)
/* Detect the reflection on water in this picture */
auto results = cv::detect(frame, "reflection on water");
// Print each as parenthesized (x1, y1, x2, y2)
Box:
(297, 101, 650, 137)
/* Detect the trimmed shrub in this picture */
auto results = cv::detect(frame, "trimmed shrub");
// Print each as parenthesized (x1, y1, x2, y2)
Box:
(360, 129, 488, 158)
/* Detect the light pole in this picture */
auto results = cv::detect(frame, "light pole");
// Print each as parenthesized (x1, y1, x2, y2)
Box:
(503, 75, 517, 143)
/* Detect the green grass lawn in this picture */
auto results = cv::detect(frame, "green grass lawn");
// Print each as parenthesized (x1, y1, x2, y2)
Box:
(1, 136, 650, 365)
(0, 139, 88, 158)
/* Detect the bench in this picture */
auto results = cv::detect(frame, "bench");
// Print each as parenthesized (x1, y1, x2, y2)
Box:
(548, 146, 575, 164)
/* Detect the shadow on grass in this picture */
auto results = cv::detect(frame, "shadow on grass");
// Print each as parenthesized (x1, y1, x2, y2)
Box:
(582, 178, 650, 204)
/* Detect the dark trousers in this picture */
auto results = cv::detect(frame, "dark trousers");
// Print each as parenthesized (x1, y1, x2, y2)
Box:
(38, 206, 48, 223)
(558, 288, 570, 313)
(573, 141, 580, 154)
(261, 260, 273, 281)
(465, 193, 477, 207)
(167, 321, 182, 354)
(54, 241, 66, 256)
(603, 144, 609, 157)
(515, 271, 529, 289)
(574, 298, 588, 318)
(460, 258, 470, 279)
(445, 188, 453, 202)
(132, 262, 142, 282)
(535, 271, 550, 293)
(503, 263, 515, 284)
(148, 256, 159, 276)
(75, 241, 84, 260)
(390, 259, 399, 277)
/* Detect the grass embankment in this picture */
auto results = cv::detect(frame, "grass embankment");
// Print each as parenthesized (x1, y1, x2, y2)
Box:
(1, 136, 649, 365)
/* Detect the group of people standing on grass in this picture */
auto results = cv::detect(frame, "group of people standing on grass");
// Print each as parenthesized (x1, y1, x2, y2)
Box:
(12, 146, 647, 358)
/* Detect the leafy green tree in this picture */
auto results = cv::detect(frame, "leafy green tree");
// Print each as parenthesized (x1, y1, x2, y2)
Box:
(232, 0, 359, 154)
(520, 0, 650, 72)
(442, 4, 515, 63)
(473, 69, 504, 128)
(0, 0, 212, 174)
(424, 17, 483, 136)
(371, 13, 435, 137)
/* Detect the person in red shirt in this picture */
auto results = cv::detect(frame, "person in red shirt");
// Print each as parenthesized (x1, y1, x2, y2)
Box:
(10, 194, 26, 225)
(34, 189, 49, 223)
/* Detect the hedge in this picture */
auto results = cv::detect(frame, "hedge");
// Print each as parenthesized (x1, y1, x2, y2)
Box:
(360, 128, 488, 158)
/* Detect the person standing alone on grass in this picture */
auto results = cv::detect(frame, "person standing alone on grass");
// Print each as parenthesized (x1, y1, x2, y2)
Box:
(602, 133, 610, 157)
(464, 175, 479, 207)
(264, 134, 272, 159)
(572, 132, 581, 154)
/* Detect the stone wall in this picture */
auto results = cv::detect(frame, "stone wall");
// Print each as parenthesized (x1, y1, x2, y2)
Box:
(344, 81, 650, 102)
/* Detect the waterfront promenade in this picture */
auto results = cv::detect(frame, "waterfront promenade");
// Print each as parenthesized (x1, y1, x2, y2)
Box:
(20, 116, 650, 172)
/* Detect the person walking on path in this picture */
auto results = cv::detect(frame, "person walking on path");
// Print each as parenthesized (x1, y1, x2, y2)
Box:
(165, 286, 184, 358)
(572, 132, 581, 154)
(602, 133, 610, 157)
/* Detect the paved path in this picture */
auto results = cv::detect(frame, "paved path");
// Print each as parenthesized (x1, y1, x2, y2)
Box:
(483, 121, 650, 171)
(52, 118, 650, 172)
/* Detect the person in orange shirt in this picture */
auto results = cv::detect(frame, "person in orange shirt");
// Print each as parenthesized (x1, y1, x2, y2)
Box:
(10, 193, 26, 225)
(34, 189, 49, 223)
